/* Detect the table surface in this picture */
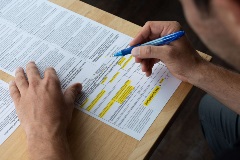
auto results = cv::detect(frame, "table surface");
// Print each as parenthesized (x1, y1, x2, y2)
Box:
(0, 0, 212, 159)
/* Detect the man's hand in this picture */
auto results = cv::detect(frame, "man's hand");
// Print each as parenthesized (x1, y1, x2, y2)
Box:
(130, 21, 240, 115)
(130, 21, 206, 82)
(9, 62, 82, 160)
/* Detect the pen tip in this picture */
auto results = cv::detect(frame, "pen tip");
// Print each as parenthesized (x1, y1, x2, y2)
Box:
(113, 51, 122, 57)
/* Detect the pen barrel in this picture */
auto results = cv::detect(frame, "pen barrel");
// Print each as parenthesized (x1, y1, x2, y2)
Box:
(121, 44, 140, 56)
(142, 31, 185, 46)
(115, 31, 184, 56)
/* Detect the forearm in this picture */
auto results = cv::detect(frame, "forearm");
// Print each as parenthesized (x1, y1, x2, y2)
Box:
(189, 61, 240, 114)
(26, 128, 72, 160)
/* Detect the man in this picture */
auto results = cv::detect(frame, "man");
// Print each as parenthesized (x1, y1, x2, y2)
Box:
(8, 0, 240, 159)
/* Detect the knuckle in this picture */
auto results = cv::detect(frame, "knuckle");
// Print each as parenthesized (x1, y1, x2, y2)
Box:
(44, 74, 60, 85)
(18, 81, 27, 88)
(44, 67, 57, 78)
(29, 80, 40, 87)
(17, 75, 26, 82)
(172, 21, 181, 29)
(143, 46, 152, 56)
(45, 74, 54, 82)
(145, 21, 150, 25)
(172, 21, 180, 26)
(145, 21, 153, 27)
(10, 91, 18, 99)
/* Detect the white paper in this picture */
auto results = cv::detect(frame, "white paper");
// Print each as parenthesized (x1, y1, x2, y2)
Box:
(0, 0, 181, 140)
(0, 80, 20, 145)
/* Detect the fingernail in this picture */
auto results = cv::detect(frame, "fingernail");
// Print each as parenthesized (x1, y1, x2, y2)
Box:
(77, 84, 82, 93)
(29, 61, 35, 64)
(15, 67, 23, 72)
(132, 47, 140, 57)
(9, 80, 15, 85)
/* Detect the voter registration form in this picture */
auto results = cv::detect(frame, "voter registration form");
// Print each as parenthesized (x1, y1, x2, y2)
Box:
(0, 0, 181, 141)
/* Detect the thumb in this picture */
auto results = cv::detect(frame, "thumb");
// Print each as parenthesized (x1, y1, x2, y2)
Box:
(131, 46, 166, 59)
(64, 83, 82, 106)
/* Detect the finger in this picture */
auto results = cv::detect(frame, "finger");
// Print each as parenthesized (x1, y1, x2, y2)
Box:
(135, 57, 142, 63)
(146, 60, 156, 77)
(130, 21, 182, 46)
(154, 59, 160, 64)
(146, 71, 152, 77)
(131, 45, 170, 59)
(141, 60, 150, 72)
(64, 83, 82, 106)
(44, 67, 59, 81)
(130, 21, 170, 46)
(130, 22, 153, 46)
(15, 67, 28, 93)
(9, 80, 21, 104)
(141, 60, 153, 77)
(44, 67, 61, 89)
(26, 62, 41, 83)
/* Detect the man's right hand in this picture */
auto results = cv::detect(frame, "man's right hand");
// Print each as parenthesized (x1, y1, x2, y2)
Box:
(130, 21, 206, 83)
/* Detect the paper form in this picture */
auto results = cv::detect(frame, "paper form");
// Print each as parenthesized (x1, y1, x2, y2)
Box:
(0, 80, 19, 145)
(0, 0, 181, 140)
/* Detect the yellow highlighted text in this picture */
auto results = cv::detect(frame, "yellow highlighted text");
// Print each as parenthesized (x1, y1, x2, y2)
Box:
(86, 90, 106, 111)
(117, 85, 134, 104)
(159, 78, 165, 84)
(99, 80, 135, 118)
(144, 86, 161, 106)
(99, 100, 115, 118)
(109, 72, 120, 83)
(118, 57, 126, 66)
(112, 80, 131, 101)
(101, 77, 108, 84)
(80, 98, 89, 108)
(121, 56, 133, 69)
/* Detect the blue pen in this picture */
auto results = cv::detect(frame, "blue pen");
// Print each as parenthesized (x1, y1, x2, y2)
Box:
(113, 30, 185, 57)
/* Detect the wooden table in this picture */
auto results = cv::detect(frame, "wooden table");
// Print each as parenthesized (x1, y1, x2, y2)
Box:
(0, 0, 211, 159)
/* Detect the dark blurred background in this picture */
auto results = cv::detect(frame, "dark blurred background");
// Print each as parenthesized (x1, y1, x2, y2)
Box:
(80, 0, 235, 159)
